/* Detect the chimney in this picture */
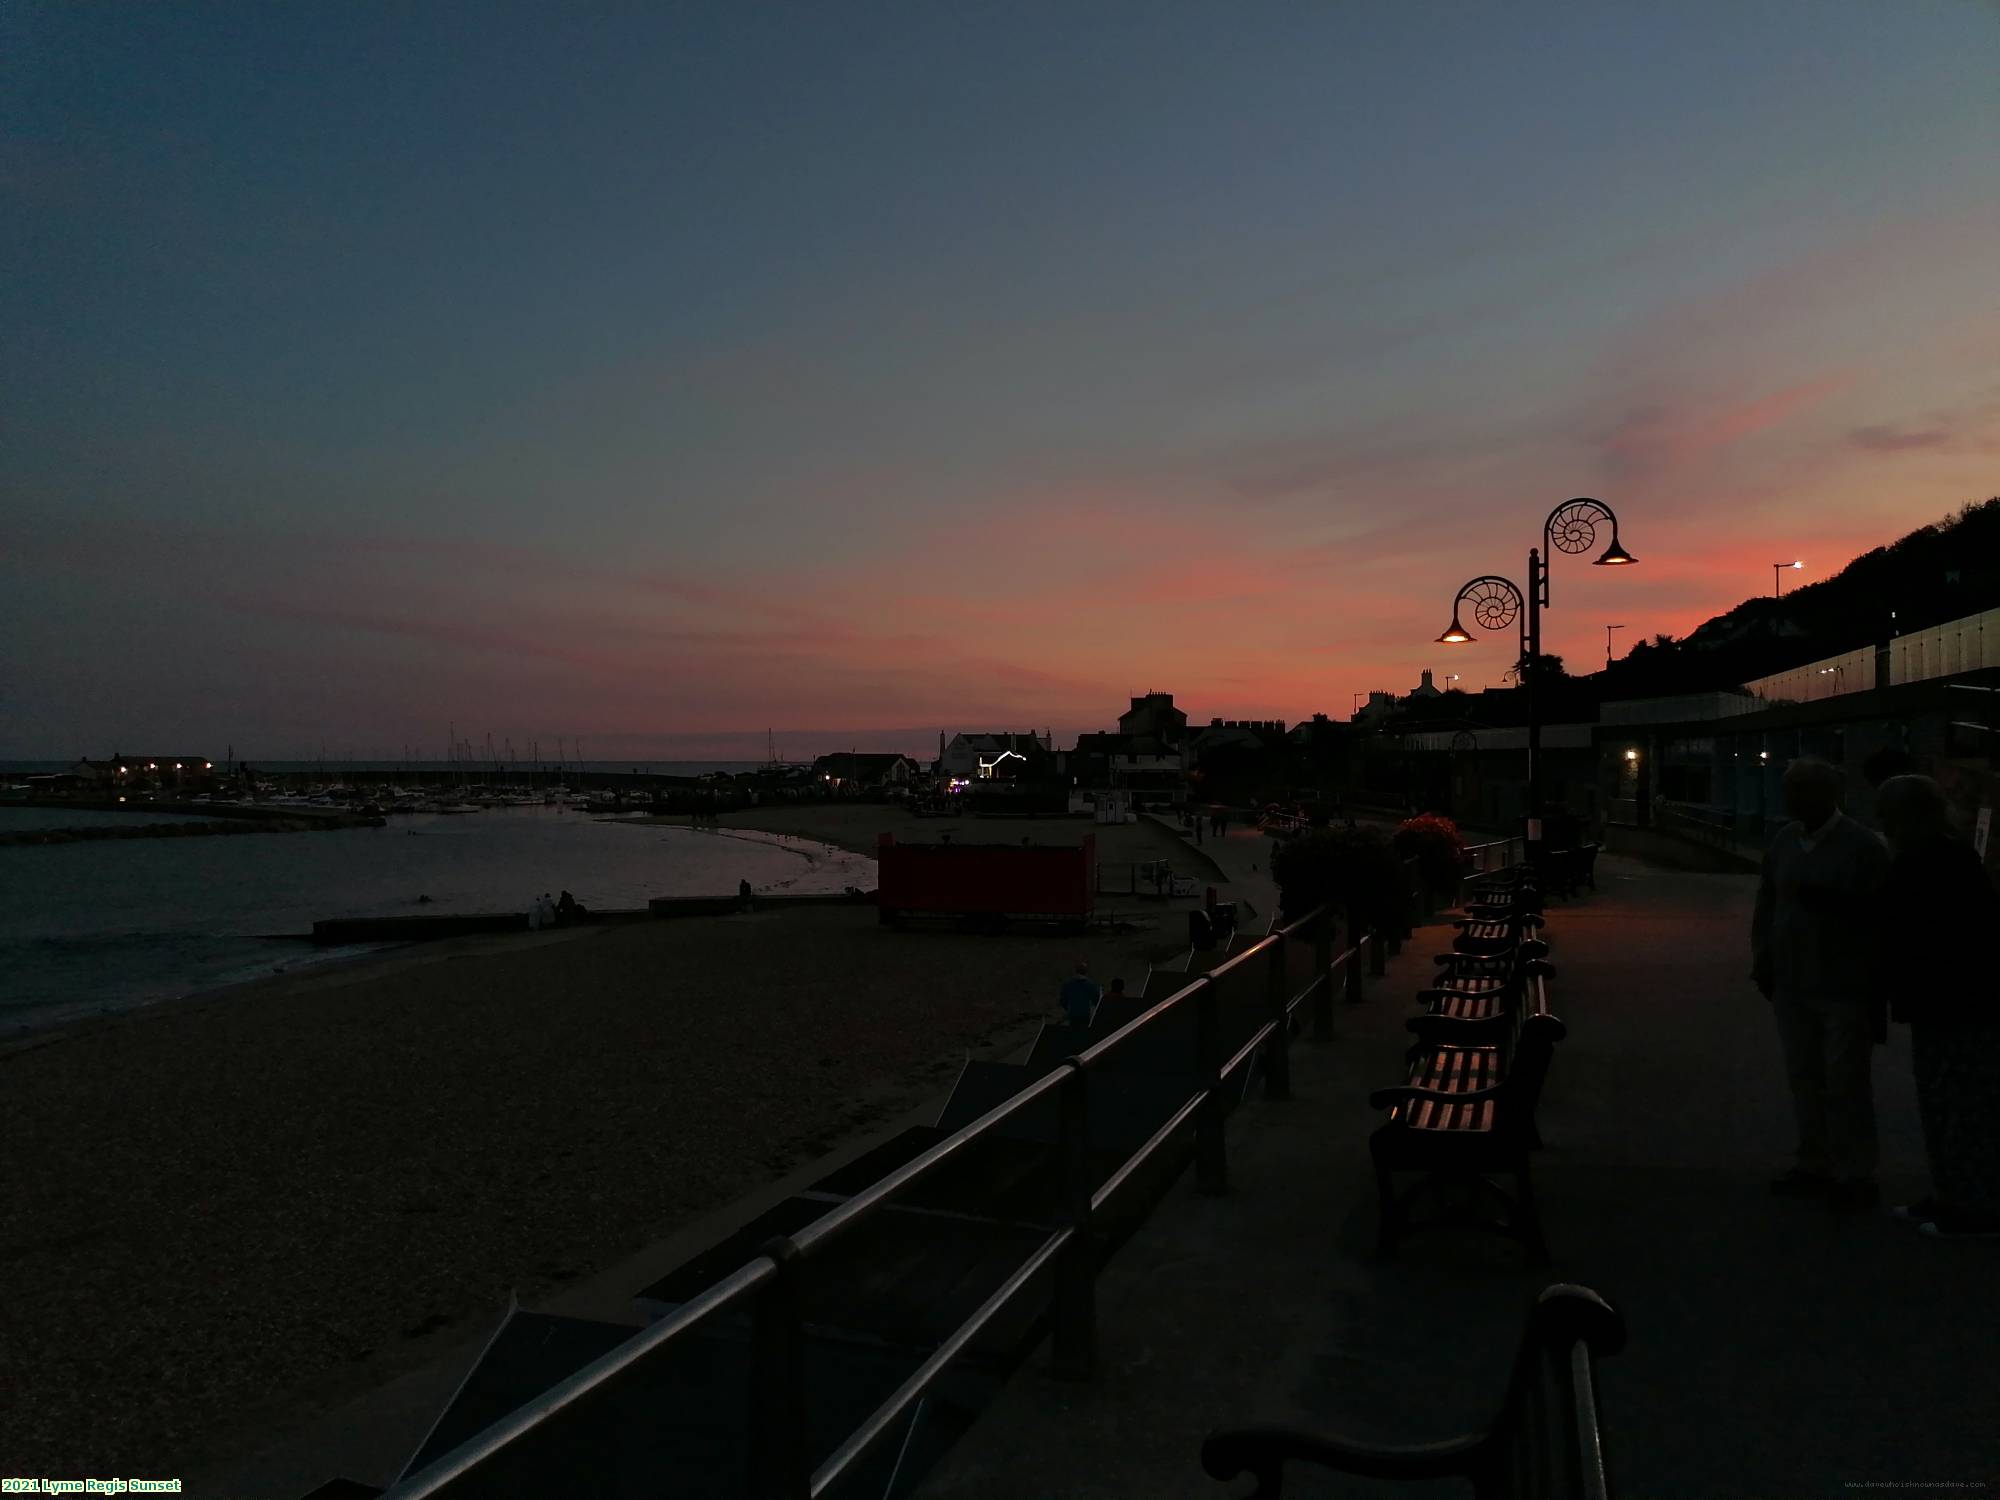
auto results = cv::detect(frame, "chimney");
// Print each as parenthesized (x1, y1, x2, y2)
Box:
(1421, 670, 1434, 690)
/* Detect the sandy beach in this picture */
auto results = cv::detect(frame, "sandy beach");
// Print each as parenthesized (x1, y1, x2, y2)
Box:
(1, 806, 1221, 1478)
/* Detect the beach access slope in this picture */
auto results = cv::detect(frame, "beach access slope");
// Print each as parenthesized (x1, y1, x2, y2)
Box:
(2, 811, 1206, 1479)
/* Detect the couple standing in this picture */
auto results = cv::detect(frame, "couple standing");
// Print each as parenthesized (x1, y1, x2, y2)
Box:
(1752, 758, 1999, 1236)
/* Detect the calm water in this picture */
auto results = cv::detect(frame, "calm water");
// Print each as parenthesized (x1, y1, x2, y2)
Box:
(0, 807, 873, 1032)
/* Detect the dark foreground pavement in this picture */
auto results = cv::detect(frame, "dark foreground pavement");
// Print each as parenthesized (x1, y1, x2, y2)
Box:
(917, 855, 1998, 1500)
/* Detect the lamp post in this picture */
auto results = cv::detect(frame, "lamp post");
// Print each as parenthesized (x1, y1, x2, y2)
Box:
(1773, 560, 1802, 598)
(1606, 623, 1625, 669)
(1437, 498, 1636, 825)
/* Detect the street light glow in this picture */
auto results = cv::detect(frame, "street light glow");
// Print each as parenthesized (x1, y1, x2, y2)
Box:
(1594, 537, 1637, 566)
(1437, 616, 1474, 644)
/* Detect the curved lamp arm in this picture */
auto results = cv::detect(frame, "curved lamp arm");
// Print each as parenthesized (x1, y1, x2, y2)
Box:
(1540, 498, 1634, 605)
(1438, 575, 1527, 660)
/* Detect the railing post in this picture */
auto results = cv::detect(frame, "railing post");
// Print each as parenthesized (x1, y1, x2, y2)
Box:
(1194, 977, 1227, 1193)
(1369, 918, 1388, 976)
(1052, 1063, 1096, 1379)
(1312, 909, 1335, 1042)
(748, 1237, 811, 1500)
(1264, 936, 1291, 1100)
(1345, 914, 1366, 1004)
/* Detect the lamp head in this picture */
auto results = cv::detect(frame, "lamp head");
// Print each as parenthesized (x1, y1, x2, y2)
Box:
(1437, 616, 1474, 645)
(1593, 536, 1636, 566)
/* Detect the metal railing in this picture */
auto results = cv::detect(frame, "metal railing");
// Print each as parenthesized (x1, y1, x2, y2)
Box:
(1653, 801, 1745, 853)
(380, 900, 1368, 1500)
(1463, 835, 1522, 874)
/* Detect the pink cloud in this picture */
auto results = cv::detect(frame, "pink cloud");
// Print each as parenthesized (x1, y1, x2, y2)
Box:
(1598, 373, 1853, 480)
(1848, 423, 1951, 452)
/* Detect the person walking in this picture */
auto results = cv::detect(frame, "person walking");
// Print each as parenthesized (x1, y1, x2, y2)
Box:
(1877, 774, 2000, 1237)
(1751, 758, 1891, 1209)
(1059, 961, 1100, 1029)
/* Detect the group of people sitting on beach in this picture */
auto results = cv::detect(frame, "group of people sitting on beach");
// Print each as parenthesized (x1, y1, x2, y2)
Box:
(527, 890, 588, 930)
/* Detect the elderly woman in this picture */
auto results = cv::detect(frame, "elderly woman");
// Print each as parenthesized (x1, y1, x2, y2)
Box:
(1877, 774, 2000, 1238)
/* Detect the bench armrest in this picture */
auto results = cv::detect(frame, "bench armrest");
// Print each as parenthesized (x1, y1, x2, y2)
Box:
(1202, 1426, 1486, 1493)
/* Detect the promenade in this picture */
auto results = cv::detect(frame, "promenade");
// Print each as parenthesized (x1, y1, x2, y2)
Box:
(918, 854, 1996, 1499)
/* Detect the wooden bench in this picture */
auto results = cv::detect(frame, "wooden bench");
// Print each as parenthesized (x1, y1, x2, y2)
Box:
(1201, 1282, 1625, 1499)
(1535, 844, 1601, 900)
(1463, 876, 1543, 922)
(1453, 908, 1545, 957)
(1461, 861, 1537, 904)
(1420, 945, 1556, 1023)
(1369, 969, 1565, 1261)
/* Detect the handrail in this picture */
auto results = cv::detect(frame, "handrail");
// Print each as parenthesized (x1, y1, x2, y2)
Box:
(1462, 835, 1522, 876)
(1088, 1092, 1209, 1217)
(381, 898, 1354, 1500)
(790, 1056, 1076, 1258)
(811, 1228, 1073, 1496)
(385, 1256, 778, 1497)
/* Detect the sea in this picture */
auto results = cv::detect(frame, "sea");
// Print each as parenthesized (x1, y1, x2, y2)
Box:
(0, 798, 874, 1035)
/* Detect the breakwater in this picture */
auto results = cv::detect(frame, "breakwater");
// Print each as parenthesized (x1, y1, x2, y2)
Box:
(1, 810, 385, 847)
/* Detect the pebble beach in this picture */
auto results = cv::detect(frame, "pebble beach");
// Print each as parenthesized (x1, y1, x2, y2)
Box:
(1, 808, 1211, 1478)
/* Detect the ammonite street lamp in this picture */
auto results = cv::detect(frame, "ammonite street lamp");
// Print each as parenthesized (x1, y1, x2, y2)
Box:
(1437, 498, 1636, 821)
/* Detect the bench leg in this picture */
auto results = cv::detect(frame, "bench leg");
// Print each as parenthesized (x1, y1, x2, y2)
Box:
(1370, 1138, 1401, 1257)
(1514, 1167, 1551, 1265)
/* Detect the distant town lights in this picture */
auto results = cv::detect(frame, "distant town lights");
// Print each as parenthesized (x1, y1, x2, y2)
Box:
(1624, 749, 1639, 762)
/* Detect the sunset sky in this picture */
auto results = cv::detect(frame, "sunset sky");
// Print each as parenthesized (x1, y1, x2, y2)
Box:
(5, 2, 1998, 759)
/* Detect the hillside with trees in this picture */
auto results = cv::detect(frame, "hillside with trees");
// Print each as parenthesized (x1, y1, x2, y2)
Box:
(1596, 496, 2000, 699)
(1376, 495, 2000, 731)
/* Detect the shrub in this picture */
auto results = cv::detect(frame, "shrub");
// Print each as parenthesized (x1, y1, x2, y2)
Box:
(1269, 825, 1407, 928)
(1393, 812, 1466, 893)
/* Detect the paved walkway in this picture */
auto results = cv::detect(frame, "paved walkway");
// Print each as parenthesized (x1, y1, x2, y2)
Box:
(918, 855, 1996, 1499)
(1149, 815, 1282, 923)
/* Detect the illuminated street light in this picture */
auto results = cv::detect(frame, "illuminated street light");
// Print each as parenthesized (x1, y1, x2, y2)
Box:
(1773, 560, 1803, 597)
(1435, 499, 1638, 820)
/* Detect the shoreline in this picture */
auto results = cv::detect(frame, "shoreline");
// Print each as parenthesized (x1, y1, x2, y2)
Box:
(1, 819, 878, 1047)
(1, 893, 1193, 1475)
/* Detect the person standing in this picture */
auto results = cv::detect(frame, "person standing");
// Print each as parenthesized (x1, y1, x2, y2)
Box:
(1876, 775, 2000, 1237)
(1750, 758, 1891, 1209)
(1059, 962, 1101, 1028)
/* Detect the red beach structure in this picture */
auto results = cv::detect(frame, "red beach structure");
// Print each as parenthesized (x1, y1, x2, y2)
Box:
(876, 832, 1095, 927)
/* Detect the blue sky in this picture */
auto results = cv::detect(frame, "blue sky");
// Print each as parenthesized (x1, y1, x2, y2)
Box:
(4, 1, 1997, 756)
